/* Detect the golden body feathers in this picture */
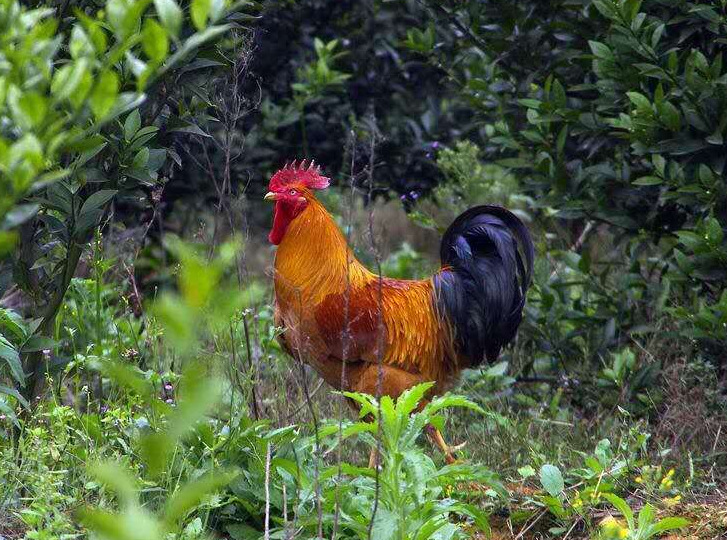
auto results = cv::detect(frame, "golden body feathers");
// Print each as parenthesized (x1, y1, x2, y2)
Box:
(273, 199, 460, 397)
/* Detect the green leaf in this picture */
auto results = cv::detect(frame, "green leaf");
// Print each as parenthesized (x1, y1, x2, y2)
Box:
(142, 19, 169, 62)
(90, 71, 119, 119)
(0, 309, 27, 342)
(51, 59, 89, 102)
(99, 359, 154, 398)
(657, 101, 681, 131)
(638, 503, 656, 530)
(424, 394, 484, 416)
(161, 25, 231, 77)
(0, 385, 29, 409)
(626, 91, 651, 112)
(650, 517, 690, 534)
(11, 91, 47, 129)
(79, 190, 118, 217)
(395, 381, 434, 416)
(633, 176, 663, 186)
(164, 470, 236, 526)
(705, 217, 723, 244)
(70, 25, 94, 58)
(132, 147, 150, 169)
(602, 493, 634, 528)
(107, 0, 149, 40)
(124, 110, 141, 141)
(88, 462, 137, 507)
(20, 335, 58, 352)
(539, 464, 564, 497)
(191, 0, 212, 30)
(154, 0, 183, 37)
(551, 79, 566, 107)
(588, 40, 613, 60)
(0, 337, 24, 385)
(2, 203, 39, 229)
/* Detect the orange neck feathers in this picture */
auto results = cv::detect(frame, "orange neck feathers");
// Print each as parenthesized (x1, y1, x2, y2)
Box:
(273, 198, 373, 306)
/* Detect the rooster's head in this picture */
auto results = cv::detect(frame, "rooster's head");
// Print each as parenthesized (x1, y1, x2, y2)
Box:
(265, 159, 330, 245)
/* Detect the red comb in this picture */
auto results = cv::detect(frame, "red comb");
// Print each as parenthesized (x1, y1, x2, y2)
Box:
(269, 159, 330, 191)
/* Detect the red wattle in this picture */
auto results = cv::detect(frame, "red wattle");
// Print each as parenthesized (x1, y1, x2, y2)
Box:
(269, 201, 301, 245)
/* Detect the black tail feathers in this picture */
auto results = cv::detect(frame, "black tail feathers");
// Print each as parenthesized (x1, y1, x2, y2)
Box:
(433, 205, 534, 366)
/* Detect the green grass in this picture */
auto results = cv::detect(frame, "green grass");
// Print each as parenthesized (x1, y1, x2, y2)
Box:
(0, 238, 724, 540)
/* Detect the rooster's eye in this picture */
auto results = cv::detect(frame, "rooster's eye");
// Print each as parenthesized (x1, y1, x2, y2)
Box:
(289, 189, 297, 195)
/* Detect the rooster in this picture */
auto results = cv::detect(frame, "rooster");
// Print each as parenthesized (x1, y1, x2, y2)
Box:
(265, 160, 533, 463)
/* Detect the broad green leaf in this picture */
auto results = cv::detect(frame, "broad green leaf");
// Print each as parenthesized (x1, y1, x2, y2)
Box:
(0, 400, 19, 427)
(589, 40, 613, 60)
(132, 147, 150, 169)
(602, 493, 634, 528)
(395, 381, 434, 416)
(705, 217, 723, 244)
(2, 203, 39, 229)
(70, 25, 94, 58)
(369, 507, 398, 540)
(657, 101, 681, 131)
(142, 19, 169, 62)
(154, 0, 183, 37)
(650, 517, 690, 534)
(161, 24, 231, 77)
(79, 507, 162, 540)
(20, 335, 58, 352)
(164, 470, 236, 526)
(90, 71, 120, 119)
(539, 464, 564, 497)
(637, 503, 655, 530)
(633, 176, 663, 186)
(79, 190, 118, 217)
(88, 462, 137, 507)
(424, 394, 484, 416)
(0, 337, 24, 385)
(0, 308, 27, 342)
(12, 91, 47, 129)
(191, 0, 212, 30)
(99, 359, 154, 398)
(51, 60, 89, 102)
(107, 0, 149, 40)
(124, 110, 141, 141)
(626, 91, 651, 112)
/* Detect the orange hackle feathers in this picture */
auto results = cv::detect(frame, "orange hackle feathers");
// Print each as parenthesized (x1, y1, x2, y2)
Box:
(272, 195, 459, 396)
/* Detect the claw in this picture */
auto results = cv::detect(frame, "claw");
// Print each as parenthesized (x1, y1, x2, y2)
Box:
(449, 441, 467, 453)
(426, 424, 467, 463)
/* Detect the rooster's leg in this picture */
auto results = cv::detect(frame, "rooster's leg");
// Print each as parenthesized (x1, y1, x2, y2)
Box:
(368, 448, 379, 469)
(425, 424, 466, 464)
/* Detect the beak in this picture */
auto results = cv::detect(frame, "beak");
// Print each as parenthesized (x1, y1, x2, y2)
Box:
(264, 192, 278, 201)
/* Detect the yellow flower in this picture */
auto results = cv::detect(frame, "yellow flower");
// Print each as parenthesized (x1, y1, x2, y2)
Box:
(634, 476, 643, 484)
(662, 494, 682, 508)
(601, 516, 629, 539)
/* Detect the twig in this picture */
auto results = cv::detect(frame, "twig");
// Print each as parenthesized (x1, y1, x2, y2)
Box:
(562, 517, 581, 540)
(549, 220, 595, 280)
(264, 441, 271, 540)
(514, 509, 546, 539)
(332, 130, 359, 540)
(282, 379, 325, 421)
(365, 121, 384, 540)
(242, 312, 261, 420)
